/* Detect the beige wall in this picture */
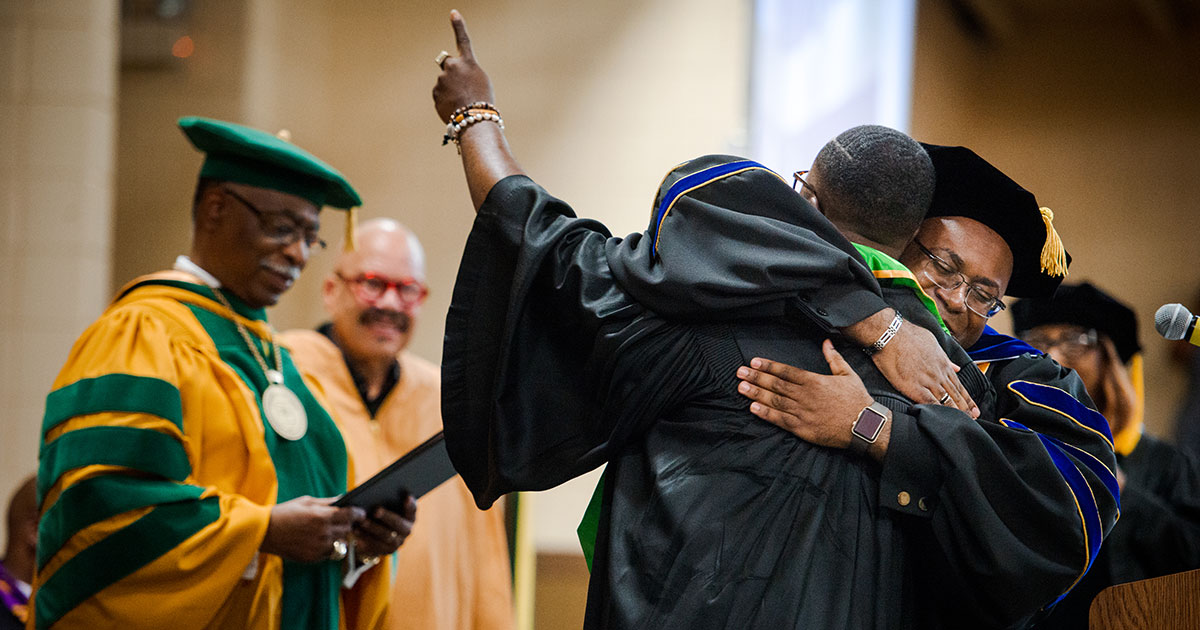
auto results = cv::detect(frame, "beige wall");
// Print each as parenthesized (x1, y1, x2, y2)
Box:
(114, 1, 248, 295)
(264, 0, 752, 361)
(0, 0, 119, 543)
(912, 1, 1200, 438)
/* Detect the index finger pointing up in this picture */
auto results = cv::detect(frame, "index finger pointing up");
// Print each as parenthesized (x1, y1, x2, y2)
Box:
(450, 10, 474, 60)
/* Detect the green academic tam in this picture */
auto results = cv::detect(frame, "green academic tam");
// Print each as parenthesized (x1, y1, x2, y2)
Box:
(178, 116, 361, 209)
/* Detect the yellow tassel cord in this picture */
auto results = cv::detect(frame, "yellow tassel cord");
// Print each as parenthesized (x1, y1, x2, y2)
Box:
(1039, 207, 1069, 278)
(343, 206, 358, 252)
(1113, 353, 1145, 456)
(276, 127, 359, 252)
(277, 127, 359, 251)
(513, 491, 536, 630)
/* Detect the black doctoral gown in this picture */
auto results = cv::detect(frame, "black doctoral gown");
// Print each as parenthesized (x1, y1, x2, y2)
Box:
(442, 157, 1117, 629)
(1029, 429, 1200, 629)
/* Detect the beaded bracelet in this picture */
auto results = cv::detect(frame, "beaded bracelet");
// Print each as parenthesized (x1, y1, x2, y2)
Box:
(448, 108, 500, 127)
(442, 104, 504, 152)
(445, 106, 503, 135)
(448, 101, 495, 121)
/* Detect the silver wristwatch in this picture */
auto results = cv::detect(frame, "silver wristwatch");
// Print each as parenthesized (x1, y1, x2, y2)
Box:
(848, 401, 890, 456)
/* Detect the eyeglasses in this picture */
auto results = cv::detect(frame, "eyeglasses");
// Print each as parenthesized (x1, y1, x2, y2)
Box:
(1019, 327, 1100, 361)
(336, 272, 428, 306)
(792, 170, 818, 197)
(223, 188, 326, 251)
(915, 240, 1006, 318)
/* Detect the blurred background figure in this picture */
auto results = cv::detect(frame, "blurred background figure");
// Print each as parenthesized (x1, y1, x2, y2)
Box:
(1, 475, 36, 630)
(1013, 282, 1200, 630)
(281, 218, 515, 630)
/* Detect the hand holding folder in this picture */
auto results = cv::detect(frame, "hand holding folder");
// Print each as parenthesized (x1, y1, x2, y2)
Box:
(334, 431, 458, 514)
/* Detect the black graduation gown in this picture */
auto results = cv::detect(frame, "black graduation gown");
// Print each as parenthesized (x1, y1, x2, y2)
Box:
(442, 164, 1116, 629)
(911, 329, 1122, 628)
(442, 170, 963, 629)
(1030, 432, 1200, 629)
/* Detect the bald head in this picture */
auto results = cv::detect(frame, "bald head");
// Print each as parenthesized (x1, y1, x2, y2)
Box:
(342, 218, 426, 277)
(323, 218, 428, 364)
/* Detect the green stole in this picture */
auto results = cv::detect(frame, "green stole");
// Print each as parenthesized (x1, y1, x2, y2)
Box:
(574, 244, 944, 570)
(174, 281, 348, 630)
(850, 243, 948, 335)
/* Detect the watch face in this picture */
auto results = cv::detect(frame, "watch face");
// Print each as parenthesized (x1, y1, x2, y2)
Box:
(853, 407, 887, 442)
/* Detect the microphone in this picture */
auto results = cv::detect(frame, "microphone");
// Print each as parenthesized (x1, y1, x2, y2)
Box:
(1155, 303, 1200, 345)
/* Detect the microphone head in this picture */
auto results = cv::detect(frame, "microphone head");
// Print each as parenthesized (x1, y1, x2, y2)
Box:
(1155, 303, 1193, 340)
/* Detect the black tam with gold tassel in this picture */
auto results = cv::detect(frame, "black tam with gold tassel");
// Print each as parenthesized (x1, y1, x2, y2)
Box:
(922, 143, 1069, 298)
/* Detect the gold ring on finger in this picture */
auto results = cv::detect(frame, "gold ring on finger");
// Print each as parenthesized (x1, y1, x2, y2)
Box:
(329, 539, 348, 562)
(435, 50, 451, 68)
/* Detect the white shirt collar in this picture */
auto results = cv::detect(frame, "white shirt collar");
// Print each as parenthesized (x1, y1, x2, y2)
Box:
(174, 255, 222, 288)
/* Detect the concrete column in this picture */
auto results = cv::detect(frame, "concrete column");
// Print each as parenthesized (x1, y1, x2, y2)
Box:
(0, 0, 119, 525)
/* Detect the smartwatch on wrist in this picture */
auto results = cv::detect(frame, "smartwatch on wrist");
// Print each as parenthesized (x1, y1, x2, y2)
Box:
(848, 401, 890, 456)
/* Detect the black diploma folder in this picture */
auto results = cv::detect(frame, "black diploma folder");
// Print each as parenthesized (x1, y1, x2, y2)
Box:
(334, 431, 457, 513)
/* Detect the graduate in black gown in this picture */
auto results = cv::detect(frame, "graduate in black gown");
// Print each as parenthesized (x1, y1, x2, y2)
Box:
(1012, 282, 1200, 629)
(432, 11, 1118, 629)
(442, 150, 980, 628)
(431, 14, 1024, 630)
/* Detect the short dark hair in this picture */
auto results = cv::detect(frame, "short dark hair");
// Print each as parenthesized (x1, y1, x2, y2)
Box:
(811, 125, 934, 249)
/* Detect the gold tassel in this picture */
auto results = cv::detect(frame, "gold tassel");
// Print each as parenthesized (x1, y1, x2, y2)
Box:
(1113, 353, 1145, 456)
(512, 491, 536, 630)
(275, 129, 292, 142)
(1039, 207, 1069, 277)
(343, 206, 358, 252)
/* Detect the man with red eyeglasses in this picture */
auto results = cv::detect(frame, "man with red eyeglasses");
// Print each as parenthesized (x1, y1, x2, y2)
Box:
(281, 219, 515, 630)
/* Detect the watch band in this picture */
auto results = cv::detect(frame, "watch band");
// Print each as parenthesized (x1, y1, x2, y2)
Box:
(863, 312, 903, 356)
(848, 401, 890, 456)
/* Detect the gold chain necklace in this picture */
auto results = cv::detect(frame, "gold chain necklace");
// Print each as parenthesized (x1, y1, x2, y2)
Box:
(211, 288, 308, 440)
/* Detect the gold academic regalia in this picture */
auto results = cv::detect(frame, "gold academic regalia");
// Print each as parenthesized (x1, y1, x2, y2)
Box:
(32, 272, 389, 630)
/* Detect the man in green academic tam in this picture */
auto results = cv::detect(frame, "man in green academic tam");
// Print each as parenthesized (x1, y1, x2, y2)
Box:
(29, 117, 415, 630)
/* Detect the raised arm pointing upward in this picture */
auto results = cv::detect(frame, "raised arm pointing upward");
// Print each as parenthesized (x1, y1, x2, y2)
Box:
(432, 10, 523, 210)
